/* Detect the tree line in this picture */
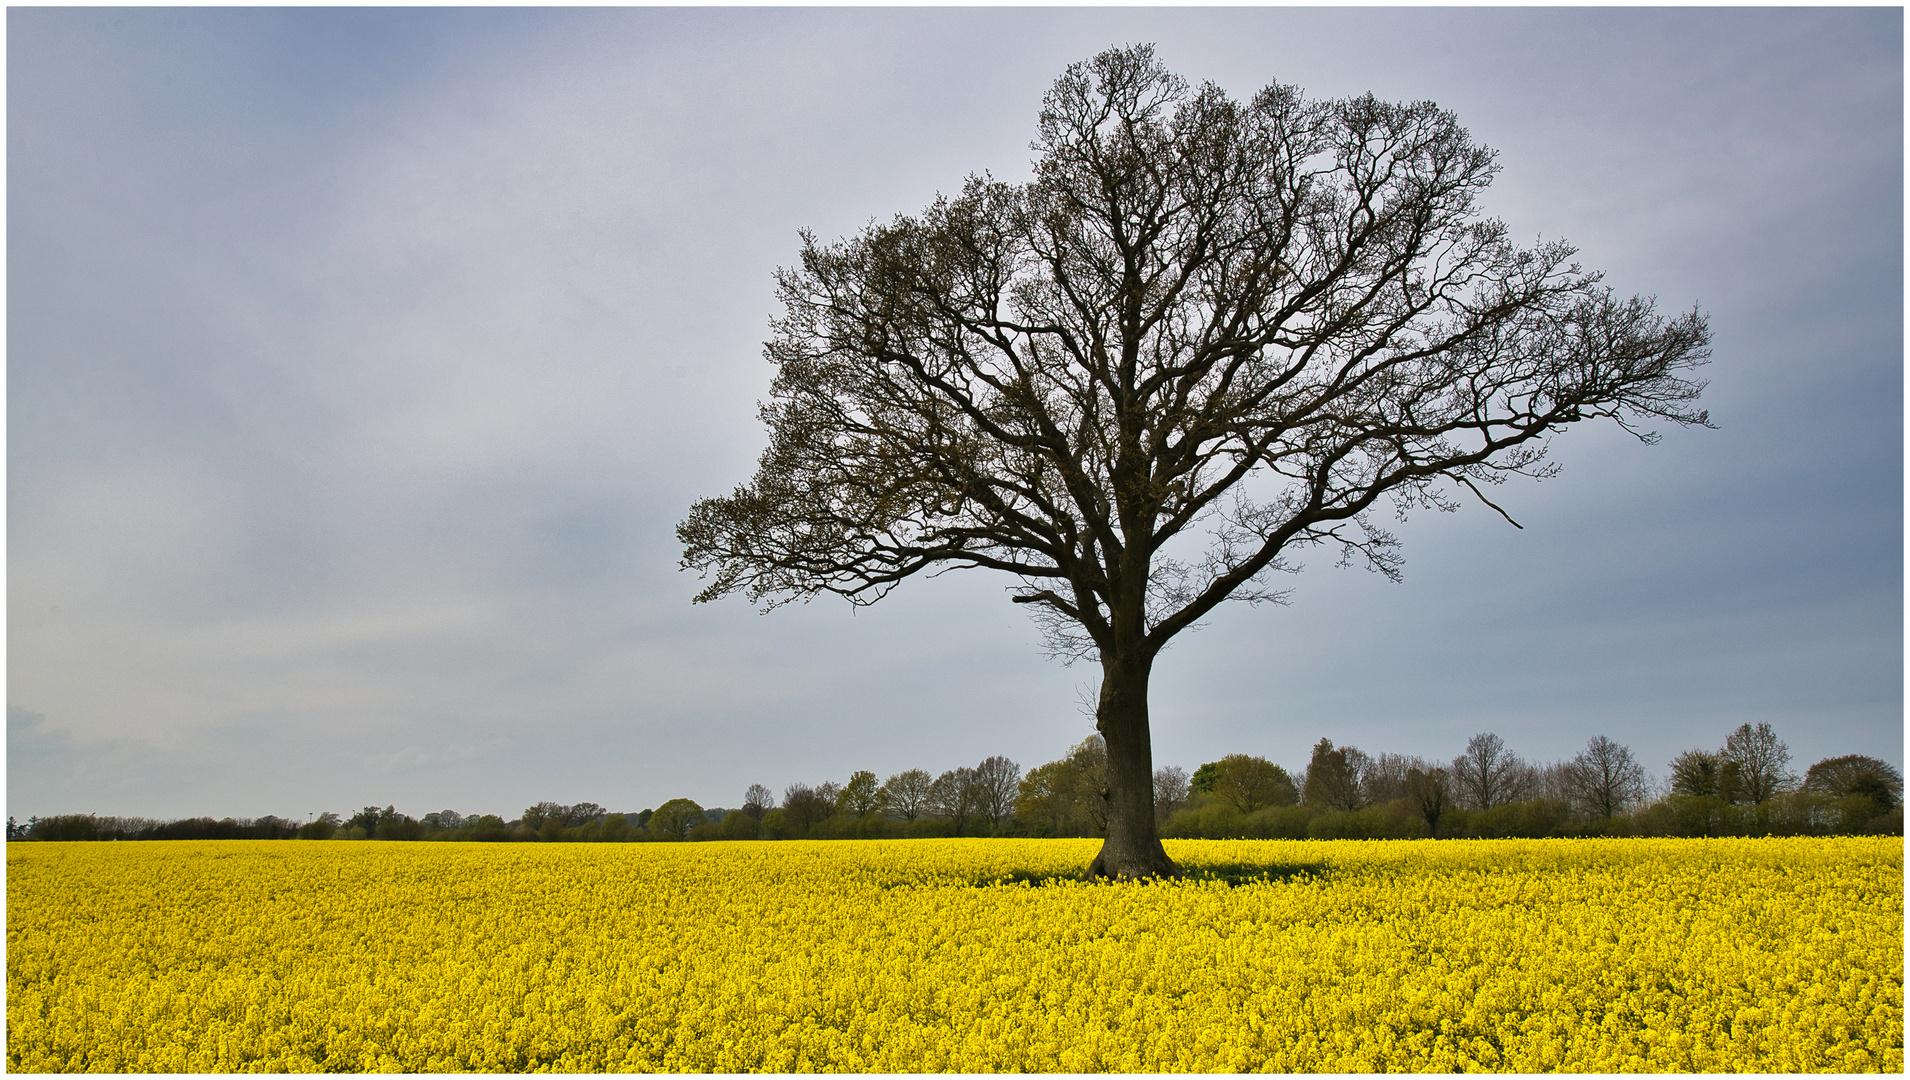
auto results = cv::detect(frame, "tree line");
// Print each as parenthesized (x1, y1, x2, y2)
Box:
(11, 722, 1898, 844)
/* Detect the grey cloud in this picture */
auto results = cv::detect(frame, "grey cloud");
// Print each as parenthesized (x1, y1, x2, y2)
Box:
(9, 9, 1899, 819)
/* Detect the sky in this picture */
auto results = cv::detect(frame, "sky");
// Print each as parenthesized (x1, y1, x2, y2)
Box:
(8, 7, 1902, 823)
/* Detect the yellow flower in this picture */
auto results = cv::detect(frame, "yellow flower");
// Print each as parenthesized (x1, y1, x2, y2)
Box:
(7, 836, 1900, 1071)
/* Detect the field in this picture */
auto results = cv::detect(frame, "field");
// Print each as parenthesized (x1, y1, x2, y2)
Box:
(7, 837, 1901, 1072)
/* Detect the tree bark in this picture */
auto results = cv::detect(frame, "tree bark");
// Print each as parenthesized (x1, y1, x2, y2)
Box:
(1087, 652, 1181, 880)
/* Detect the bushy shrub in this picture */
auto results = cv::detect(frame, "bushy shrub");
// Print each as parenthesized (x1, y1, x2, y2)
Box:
(1306, 801, 1425, 840)
(1242, 804, 1314, 839)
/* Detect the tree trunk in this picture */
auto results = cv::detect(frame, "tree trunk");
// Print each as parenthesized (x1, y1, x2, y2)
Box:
(1087, 652, 1181, 880)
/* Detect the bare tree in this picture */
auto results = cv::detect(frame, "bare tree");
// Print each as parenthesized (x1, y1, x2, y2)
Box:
(1341, 746, 1375, 804)
(742, 783, 776, 820)
(1361, 753, 1417, 805)
(1721, 723, 1795, 805)
(1531, 761, 1576, 805)
(878, 769, 933, 821)
(679, 46, 1711, 878)
(1451, 733, 1533, 810)
(781, 783, 834, 836)
(1152, 765, 1190, 821)
(926, 767, 982, 835)
(1559, 735, 1647, 820)
(973, 755, 1023, 828)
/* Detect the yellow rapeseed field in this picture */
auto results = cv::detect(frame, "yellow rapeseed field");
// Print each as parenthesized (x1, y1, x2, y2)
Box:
(7, 836, 1900, 1072)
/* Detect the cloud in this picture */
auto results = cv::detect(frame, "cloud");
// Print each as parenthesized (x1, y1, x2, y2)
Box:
(7, 9, 1900, 819)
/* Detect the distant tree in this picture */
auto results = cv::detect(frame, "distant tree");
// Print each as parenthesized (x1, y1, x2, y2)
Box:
(1343, 746, 1376, 800)
(1721, 722, 1795, 805)
(1716, 760, 1747, 805)
(676, 45, 1711, 878)
(836, 770, 886, 818)
(521, 802, 565, 830)
(742, 784, 776, 819)
(298, 812, 342, 840)
(1559, 735, 1648, 820)
(1361, 753, 1416, 805)
(648, 798, 706, 841)
(595, 814, 631, 841)
(781, 784, 834, 837)
(1152, 765, 1190, 822)
(1066, 736, 1112, 835)
(5, 817, 23, 841)
(562, 803, 608, 828)
(718, 810, 761, 840)
(1668, 749, 1722, 798)
(422, 810, 465, 832)
(374, 807, 422, 841)
(879, 769, 934, 821)
(927, 767, 983, 836)
(1404, 765, 1452, 834)
(1018, 760, 1082, 836)
(1527, 761, 1566, 805)
(1188, 761, 1224, 796)
(1303, 740, 1363, 812)
(1211, 754, 1297, 813)
(1451, 733, 1533, 810)
(973, 756, 1023, 829)
(1804, 755, 1903, 810)
(346, 806, 383, 836)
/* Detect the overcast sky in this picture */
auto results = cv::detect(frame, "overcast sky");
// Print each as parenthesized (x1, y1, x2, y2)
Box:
(9, 7, 1902, 822)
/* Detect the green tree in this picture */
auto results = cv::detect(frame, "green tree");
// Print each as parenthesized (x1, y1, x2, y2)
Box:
(1188, 761, 1224, 796)
(1016, 740, 1108, 837)
(1804, 755, 1903, 811)
(836, 770, 885, 817)
(648, 798, 705, 841)
(1211, 754, 1296, 813)
(1017, 759, 1076, 836)
(718, 810, 761, 840)
(678, 46, 1711, 878)
(346, 806, 383, 837)
(520, 802, 563, 830)
(1668, 749, 1722, 797)
(297, 812, 341, 840)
